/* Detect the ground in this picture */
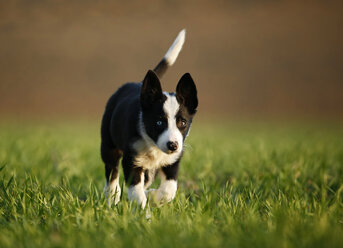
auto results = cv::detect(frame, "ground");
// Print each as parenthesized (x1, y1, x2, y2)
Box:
(0, 120, 343, 248)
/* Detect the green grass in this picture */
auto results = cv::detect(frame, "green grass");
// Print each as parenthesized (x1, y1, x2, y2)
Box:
(0, 121, 343, 248)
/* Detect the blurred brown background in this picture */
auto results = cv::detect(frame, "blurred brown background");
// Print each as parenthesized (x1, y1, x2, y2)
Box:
(0, 0, 342, 121)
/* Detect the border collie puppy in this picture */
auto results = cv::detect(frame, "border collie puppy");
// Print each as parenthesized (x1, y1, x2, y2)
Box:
(101, 29, 198, 208)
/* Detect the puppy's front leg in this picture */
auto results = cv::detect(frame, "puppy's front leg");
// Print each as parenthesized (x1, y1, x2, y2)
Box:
(128, 173, 146, 208)
(151, 160, 179, 204)
(123, 155, 147, 208)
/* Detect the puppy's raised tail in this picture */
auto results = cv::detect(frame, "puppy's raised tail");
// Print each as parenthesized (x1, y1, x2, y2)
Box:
(153, 29, 186, 78)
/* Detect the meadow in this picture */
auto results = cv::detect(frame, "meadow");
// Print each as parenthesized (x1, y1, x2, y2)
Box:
(0, 120, 343, 248)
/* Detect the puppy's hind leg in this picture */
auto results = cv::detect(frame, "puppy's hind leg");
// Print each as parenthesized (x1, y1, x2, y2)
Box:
(102, 144, 122, 205)
(144, 169, 159, 198)
(144, 169, 159, 190)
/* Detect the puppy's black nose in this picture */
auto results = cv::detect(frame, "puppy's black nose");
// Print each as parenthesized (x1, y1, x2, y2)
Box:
(167, 141, 178, 152)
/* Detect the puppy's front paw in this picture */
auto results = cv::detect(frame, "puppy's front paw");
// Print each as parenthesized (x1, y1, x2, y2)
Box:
(128, 185, 147, 209)
(149, 180, 177, 206)
(104, 182, 121, 206)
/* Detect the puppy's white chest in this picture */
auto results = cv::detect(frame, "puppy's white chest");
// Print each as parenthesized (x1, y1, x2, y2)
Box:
(133, 140, 180, 169)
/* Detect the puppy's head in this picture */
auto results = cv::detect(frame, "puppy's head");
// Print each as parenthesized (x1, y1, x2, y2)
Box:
(141, 70, 198, 154)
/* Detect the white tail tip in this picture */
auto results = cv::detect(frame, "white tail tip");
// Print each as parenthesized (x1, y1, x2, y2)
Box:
(164, 29, 186, 66)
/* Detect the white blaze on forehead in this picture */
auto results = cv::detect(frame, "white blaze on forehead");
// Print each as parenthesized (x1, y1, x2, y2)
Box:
(156, 93, 183, 154)
(163, 93, 180, 118)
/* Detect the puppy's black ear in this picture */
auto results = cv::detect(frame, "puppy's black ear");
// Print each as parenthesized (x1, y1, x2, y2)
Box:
(176, 73, 198, 115)
(141, 70, 163, 110)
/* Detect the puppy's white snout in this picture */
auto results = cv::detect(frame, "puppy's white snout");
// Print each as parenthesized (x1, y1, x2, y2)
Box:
(167, 141, 178, 152)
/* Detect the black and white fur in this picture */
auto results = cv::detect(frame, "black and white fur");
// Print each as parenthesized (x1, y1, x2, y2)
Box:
(101, 29, 198, 208)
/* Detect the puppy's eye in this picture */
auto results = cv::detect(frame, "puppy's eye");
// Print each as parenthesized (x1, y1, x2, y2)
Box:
(156, 121, 163, 126)
(178, 119, 187, 128)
